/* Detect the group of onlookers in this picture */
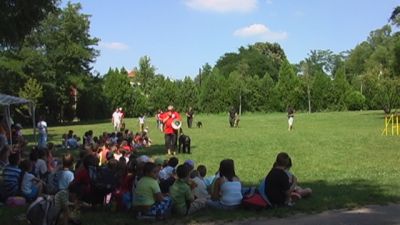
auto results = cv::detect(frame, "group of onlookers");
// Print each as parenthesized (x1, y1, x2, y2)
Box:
(0, 111, 311, 223)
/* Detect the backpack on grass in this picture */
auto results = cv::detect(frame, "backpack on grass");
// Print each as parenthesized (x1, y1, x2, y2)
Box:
(242, 191, 270, 210)
(45, 171, 62, 195)
(88, 166, 117, 195)
(26, 195, 60, 225)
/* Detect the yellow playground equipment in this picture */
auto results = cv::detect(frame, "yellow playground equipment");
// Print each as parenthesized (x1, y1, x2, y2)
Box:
(382, 114, 399, 136)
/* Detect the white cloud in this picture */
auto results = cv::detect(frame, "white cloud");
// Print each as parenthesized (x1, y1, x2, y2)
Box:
(185, 0, 257, 13)
(233, 23, 288, 41)
(100, 42, 129, 50)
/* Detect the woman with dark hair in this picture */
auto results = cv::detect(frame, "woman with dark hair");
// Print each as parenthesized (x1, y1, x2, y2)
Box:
(207, 159, 242, 209)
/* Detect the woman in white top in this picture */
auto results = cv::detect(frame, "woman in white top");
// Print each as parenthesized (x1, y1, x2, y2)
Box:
(207, 159, 242, 209)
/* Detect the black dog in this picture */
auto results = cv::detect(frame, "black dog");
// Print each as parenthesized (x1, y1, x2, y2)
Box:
(196, 121, 203, 128)
(178, 133, 191, 154)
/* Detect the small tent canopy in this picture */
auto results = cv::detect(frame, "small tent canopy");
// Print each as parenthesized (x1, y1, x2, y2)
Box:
(0, 93, 36, 145)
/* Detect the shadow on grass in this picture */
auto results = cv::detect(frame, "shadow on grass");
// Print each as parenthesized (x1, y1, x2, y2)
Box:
(1, 179, 399, 225)
(51, 119, 111, 127)
(187, 178, 400, 223)
(22, 132, 59, 144)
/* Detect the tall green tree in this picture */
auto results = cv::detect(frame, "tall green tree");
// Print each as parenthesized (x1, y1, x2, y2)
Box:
(103, 68, 137, 116)
(0, 0, 58, 48)
(135, 56, 156, 96)
(20, 2, 99, 121)
(331, 66, 352, 110)
(18, 78, 43, 105)
(275, 60, 301, 111)
(177, 77, 198, 112)
(199, 69, 228, 113)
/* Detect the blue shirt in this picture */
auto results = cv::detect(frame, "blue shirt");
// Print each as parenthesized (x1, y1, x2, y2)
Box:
(58, 170, 74, 190)
(1, 164, 22, 198)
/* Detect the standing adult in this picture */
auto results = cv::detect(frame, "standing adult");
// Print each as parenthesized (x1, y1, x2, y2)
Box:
(287, 106, 295, 131)
(138, 114, 145, 132)
(155, 109, 163, 132)
(112, 108, 121, 132)
(37, 116, 48, 149)
(119, 107, 125, 126)
(186, 107, 194, 128)
(160, 105, 181, 155)
(228, 107, 236, 128)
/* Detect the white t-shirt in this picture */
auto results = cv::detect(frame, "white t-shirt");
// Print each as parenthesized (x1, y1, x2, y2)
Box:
(192, 177, 210, 200)
(37, 121, 47, 134)
(112, 112, 121, 123)
(21, 172, 35, 195)
(139, 116, 145, 124)
(35, 159, 48, 177)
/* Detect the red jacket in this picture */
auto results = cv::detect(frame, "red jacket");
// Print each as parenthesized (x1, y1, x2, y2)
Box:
(160, 111, 181, 134)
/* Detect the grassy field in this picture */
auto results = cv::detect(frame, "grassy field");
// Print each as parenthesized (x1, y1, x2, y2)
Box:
(1, 111, 400, 224)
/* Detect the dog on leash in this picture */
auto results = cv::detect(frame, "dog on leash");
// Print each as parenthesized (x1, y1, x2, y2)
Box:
(196, 121, 203, 128)
(178, 129, 191, 154)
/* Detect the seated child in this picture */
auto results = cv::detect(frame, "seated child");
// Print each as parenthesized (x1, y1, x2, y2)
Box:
(207, 159, 242, 209)
(133, 162, 172, 219)
(285, 157, 312, 201)
(192, 165, 211, 200)
(0, 153, 22, 200)
(170, 164, 206, 216)
(58, 153, 75, 190)
(66, 133, 79, 149)
(264, 152, 293, 206)
(141, 129, 152, 147)
(159, 157, 179, 194)
(20, 159, 43, 201)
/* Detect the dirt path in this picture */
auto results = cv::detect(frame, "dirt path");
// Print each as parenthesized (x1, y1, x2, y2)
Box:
(191, 204, 400, 225)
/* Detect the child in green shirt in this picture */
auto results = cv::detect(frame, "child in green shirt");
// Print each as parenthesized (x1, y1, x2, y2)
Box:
(170, 164, 205, 215)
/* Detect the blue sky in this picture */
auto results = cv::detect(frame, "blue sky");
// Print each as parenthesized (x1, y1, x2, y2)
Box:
(64, 0, 400, 79)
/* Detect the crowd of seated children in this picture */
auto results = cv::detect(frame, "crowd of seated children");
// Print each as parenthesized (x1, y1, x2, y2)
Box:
(0, 118, 312, 222)
(62, 130, 80, 149)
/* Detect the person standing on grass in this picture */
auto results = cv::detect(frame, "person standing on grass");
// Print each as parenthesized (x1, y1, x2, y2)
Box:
(288, 106, 295, 131)
(37, 115, 48, 149)
(155, 109, 163, 132)
(138, 114, 145, 132)
(186, 107, 194, 128)
(119, 107, 125, 125)
(228, 106, 236, 128)
(112, 108, 122, 132)
(160, 105, 181, 155)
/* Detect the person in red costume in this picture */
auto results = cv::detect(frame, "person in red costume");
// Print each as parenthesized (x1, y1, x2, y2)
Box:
(160, 105, 181, 155)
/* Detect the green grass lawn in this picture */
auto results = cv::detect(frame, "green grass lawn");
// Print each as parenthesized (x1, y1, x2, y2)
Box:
(1, 111, 400, 224)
